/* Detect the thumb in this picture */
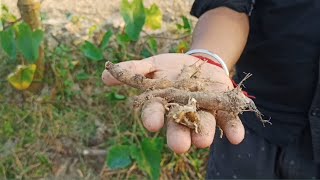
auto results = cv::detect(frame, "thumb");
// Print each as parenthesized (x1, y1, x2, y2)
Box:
(102, 59, 156, 86)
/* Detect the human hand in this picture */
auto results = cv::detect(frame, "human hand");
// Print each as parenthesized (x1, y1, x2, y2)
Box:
(102, 53, 245, 153)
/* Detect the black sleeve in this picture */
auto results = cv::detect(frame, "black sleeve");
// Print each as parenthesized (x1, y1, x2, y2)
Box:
(190, 0, 254, 18)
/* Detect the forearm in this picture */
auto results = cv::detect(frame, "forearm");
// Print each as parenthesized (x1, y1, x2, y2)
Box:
(190, 7, 249, 69)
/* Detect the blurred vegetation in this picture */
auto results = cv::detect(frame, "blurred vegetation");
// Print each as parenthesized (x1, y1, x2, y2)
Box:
(0, 0, 209, 179)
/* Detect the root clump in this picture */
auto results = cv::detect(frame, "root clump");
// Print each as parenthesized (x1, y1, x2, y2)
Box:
(105, 61, 269, 134)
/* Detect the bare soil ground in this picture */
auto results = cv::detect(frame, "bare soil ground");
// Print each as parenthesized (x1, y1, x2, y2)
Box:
(2, 0, 195, 40)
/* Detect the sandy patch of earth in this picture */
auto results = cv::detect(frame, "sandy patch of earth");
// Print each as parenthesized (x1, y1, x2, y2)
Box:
(2, 0, 195, 22)
(2, 0, 196, 44)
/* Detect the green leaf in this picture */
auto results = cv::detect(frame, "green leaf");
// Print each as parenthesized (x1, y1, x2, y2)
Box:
(148, 38, 158, 54)
(80, 41, 104, 61)
(174, 41, 190, 53)
(145, 4, 162, 30)
(106, 92, 127, 101)
(130, 138, 164, 180)
(88, 25, 99, 37)
(0, 21, 3, 31)
(15, 23, 44, 63)
(76, 72, 90, 80)
(140, 48, 152, 58)
(107, 145, 132, 169)
(7, 64, 36, 90)
(1, 4, 17, 23)
(37, 154, 50, 166)
(120, 0, 146, 41)
(100, 29, 114, 50)
(3, 121, 14, 136)
(116, 33, 131, 48)
(140, 38, 158, 58)
(177, 16, 192, 33)
(33, 30, 45, 47)
(0, 27, 16, 59)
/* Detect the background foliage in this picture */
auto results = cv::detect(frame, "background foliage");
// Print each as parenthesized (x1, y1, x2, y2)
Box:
(0, 0, 208, 179)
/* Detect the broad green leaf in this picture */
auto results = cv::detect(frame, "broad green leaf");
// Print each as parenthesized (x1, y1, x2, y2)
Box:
(80, 41, 104, 61)
(15, 23, 44, 63)
(120, 0, 146, 41)
(107, 145, 132, 169)
(130, 138, 164, 180)
(33, 30, 45, 48)
(7, 64, 36, 90)
(100, 29, 114, 50)
(145, 4, 162, 30)
(0, 27, 16, 59)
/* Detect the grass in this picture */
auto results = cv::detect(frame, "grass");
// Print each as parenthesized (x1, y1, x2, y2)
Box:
(0, 22, 209, 179)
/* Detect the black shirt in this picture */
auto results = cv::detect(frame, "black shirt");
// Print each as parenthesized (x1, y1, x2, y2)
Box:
(191, 0, 320, 162)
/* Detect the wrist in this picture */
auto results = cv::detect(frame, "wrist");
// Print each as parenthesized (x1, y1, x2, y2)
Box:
(185, 49, 229, 76)
(182, 54, 231, 82)
(191, 54, 223, 69)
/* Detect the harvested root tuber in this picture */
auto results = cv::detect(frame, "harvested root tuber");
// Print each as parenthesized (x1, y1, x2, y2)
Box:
(105, 61, 270, 134)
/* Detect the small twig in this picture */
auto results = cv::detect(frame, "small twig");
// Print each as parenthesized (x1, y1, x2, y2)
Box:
(99, 163, 106, 177)
(82, 149, 107, 156)
(77, 169, 84, 178)
(103, 169, 128, 176)
(50, 33, 63, 46)
(54, 158, 71, 177)
(13, 152, 23, 171)
(125, 164, 137, 180)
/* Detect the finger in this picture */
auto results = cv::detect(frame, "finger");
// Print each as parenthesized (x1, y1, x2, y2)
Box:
(215, 111, 245, 145)
(166, 119, 191, 154)
(141, 98, 165, 132)
(101, 59, 155, 86)
(191, 111, 216, 148)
